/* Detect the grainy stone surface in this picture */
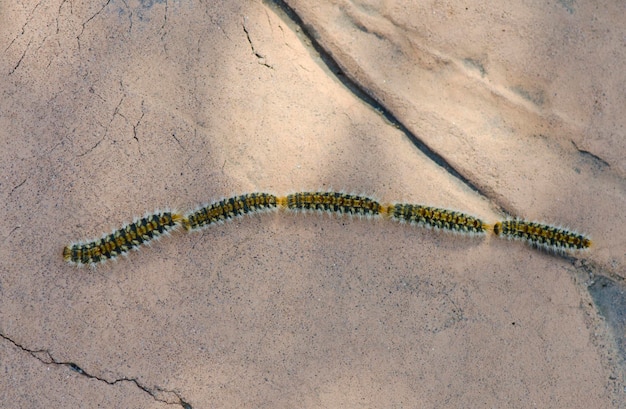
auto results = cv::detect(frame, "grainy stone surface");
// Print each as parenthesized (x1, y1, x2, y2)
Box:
(1, 0, 624, 407)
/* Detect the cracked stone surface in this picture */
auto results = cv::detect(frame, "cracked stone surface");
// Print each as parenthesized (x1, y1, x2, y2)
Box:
(1, 333, 183, 407)
(1, 0, 625, 407)
(284, 0, 626, 271)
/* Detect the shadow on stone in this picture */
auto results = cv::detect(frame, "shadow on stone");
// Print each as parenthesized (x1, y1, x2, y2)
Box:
(588, 275, 626, 362)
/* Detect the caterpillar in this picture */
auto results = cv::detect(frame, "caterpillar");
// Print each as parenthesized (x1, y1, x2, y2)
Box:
(388, 203, 488, 234)
(64, 192, 592, 267)
(493, 219, 592, 251)
(183, 193, 278, 230)
(282, 191, 383, 217)
(63, 211, 183, 266)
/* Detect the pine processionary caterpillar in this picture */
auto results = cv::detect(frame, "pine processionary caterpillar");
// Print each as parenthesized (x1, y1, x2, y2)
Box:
(183, 193, 278, 230)
(282, 192, 383, 217)
(493, 219, 591, 251)
(63, 211, 183, 266)
(64, 192, 593, 267)
(388, 203, 488, 234)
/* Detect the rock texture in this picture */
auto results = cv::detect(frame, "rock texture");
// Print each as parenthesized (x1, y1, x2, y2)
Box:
(1, 0, 624, 407)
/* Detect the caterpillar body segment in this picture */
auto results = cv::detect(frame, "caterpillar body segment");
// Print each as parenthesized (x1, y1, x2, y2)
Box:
(183, 193, 279, 231)
(389, 203, 488, 234)
(63, 211, 183, 266)
(493, 219, 591, 251)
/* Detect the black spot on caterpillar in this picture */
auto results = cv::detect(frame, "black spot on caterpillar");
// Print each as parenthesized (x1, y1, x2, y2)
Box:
(493, 219, 591, 251)
(282, 191, 383, 217)
(183, 193, 278, 230)
(63, 211, 183, 266)
(388, 203, 487, 234)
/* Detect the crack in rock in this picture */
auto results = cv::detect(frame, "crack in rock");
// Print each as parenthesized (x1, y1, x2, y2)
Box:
(242, 17, 273, 69)
(266, 0, 489, 200)
(76, 0, 113, 51)
(571, 140, 610, 169)
(9, 38, 33, 75)
(0, 332, 192, 408)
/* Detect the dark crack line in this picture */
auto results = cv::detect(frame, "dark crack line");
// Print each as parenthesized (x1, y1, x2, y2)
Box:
(4, 0, 42, 53)
(10, 178, 27, 196)
(132, 101, 146, 143)
(242, 18, 273, 69)
(9, 38, 32, 75)
(0, 332, 192, 408)
(266, 0, 488, 198)
(571, 140, 610, 169)
(120, 0, 134, 34)
(2, 226, 20, 244)
(80, 0, 112, 34)
(77, 0, 113, 51)
(77, 136, 103, 157)
(171, 132, 185, 152)
(56, 0, 73, 35)
(161, 0, 169, 33)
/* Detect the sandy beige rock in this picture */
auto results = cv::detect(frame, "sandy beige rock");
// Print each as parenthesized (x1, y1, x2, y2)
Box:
(286, 0, 626, 273)
(1, 0, 623, 407)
